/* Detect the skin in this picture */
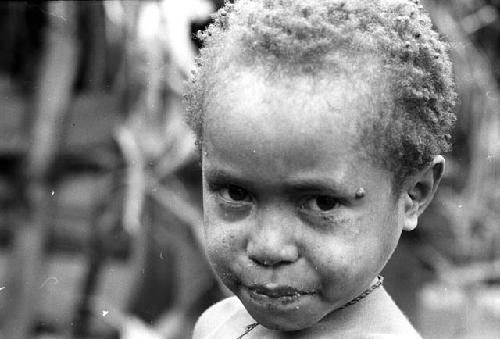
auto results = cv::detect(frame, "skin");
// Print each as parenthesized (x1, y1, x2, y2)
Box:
(200, 69, 443, 335)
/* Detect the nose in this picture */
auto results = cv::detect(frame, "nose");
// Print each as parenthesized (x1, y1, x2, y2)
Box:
(246, 206, 299, 267)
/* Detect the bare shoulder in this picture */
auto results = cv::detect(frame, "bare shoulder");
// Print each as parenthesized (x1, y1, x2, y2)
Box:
(375, 290, 423, 339)
(336, 288, 422, 339)
(192, 296, 246, 339)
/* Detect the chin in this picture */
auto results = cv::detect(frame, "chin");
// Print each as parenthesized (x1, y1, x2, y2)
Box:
(237, 284, 328, 331)
(245, 304, 322, 332)
(258, 318, 309, 332)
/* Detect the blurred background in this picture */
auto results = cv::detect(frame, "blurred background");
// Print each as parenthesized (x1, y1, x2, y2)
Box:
(0, 0, 498, 338)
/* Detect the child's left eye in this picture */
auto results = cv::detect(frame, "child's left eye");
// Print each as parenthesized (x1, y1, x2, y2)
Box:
(301, 195, 340, 212)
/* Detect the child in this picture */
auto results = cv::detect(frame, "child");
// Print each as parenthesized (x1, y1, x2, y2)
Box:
(185, 0, 456, 337)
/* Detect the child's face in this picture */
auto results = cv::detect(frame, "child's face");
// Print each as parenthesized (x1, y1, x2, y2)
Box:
(201, 71, 404, 331)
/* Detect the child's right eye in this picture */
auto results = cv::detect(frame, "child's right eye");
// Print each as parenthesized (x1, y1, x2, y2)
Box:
(217, 185, 253, 204)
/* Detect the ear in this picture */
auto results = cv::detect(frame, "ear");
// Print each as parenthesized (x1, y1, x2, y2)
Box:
(403, 155, 445, 231)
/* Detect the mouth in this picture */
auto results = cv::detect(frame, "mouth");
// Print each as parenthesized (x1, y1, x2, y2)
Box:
(244, 283, 317, 306)
(248, 284, 317, 298)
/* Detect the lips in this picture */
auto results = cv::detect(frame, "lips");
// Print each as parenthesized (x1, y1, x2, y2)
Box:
(248, 284, 317, 298)
(243, 283, 317, 308)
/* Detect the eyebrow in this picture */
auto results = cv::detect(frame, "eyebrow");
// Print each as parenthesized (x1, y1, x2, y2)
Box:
(282, 177, 352, 197)
(204, 169, 352, 197)
(204, 169, 258, 190)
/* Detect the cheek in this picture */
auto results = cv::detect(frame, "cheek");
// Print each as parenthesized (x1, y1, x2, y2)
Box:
(308, 243, 365, 304)
(204, 217, 233, 263)
(353, 211, 400, 265)
(307, 214, 398, 299)
(368, 207, 402, 262)
(203, 199, 247, 284)
(203, 200, 244, 250)
(204, 224, 238, 287)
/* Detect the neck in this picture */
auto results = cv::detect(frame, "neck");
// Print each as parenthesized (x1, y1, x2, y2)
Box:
(288, 283, 389, 338)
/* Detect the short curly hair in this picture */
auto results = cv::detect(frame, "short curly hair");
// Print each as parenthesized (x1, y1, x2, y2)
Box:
(185, 0, 456, 187)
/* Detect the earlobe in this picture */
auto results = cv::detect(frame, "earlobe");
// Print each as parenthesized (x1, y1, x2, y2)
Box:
(403, 194, 419, 231)
(403, 155, 445, 231)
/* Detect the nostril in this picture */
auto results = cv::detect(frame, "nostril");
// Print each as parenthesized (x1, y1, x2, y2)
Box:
(248, 244, 299, 267)
(249, 254, 276, 267)
(250, 257, 283, 267)
(250, 257, 274, 266)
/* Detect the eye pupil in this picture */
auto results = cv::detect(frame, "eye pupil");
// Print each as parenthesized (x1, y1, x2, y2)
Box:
(228, 186, 249, 201)
(316, 196, 337, 211)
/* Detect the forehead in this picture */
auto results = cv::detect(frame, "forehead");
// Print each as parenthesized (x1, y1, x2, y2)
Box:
(208, 67, 380, 118)
(203, 69, 385, 185)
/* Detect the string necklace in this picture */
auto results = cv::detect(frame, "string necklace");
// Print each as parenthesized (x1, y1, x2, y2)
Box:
(236, 275, 384, 339)
(235, 322, 260, 339)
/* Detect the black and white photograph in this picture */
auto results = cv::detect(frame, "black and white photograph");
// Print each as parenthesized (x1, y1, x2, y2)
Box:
(0, 1, 499, 338)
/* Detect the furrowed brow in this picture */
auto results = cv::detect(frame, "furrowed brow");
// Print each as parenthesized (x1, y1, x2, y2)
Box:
(204, 169, 256, 190)
(283, 178, 352, 197)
